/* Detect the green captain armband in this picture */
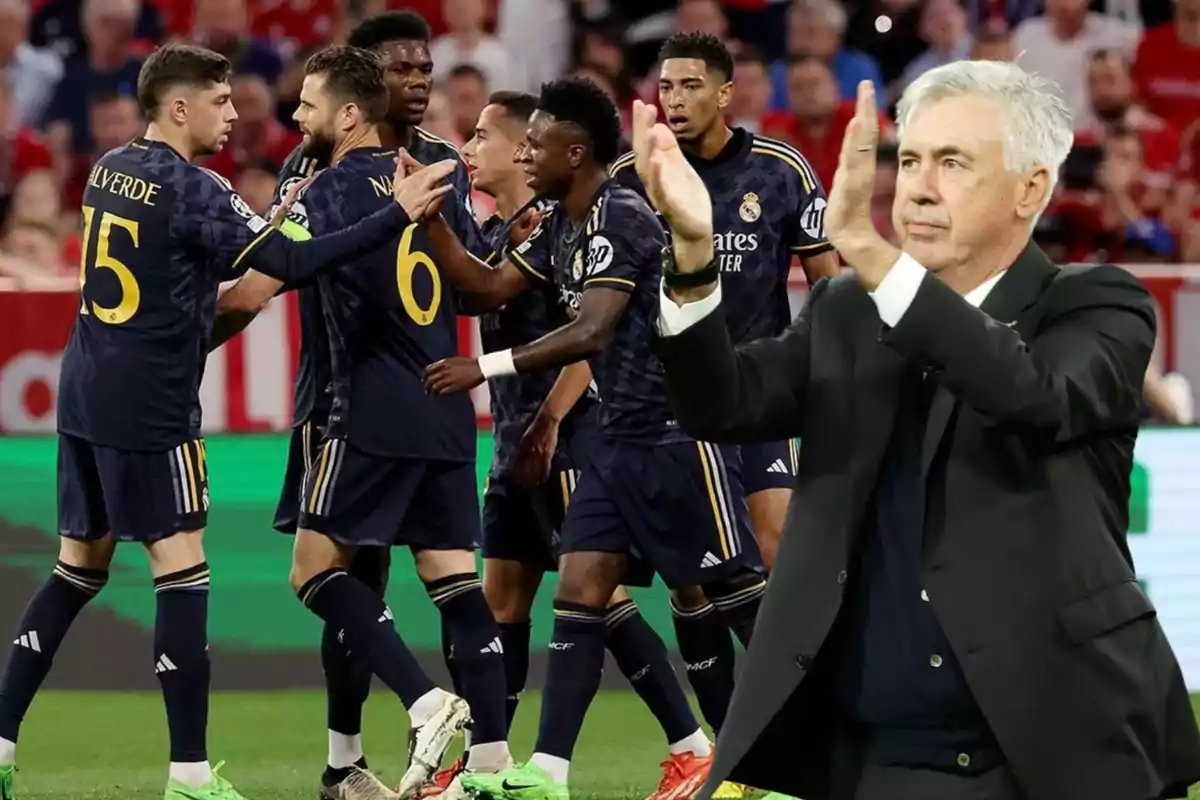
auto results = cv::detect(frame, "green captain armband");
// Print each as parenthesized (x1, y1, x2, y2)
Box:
(280, 219, 312, 241)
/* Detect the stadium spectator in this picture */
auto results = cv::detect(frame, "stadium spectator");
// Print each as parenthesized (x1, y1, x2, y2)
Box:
(0, 78, 53, 216)
(201, 73, 300, 183)
(770, 0, 884, 111)
(1132, 0, 1200, 132)
(496, 0, 567, 92)
(28, 0, 160, 63)
(431, 0, 523, 95)
(2, 168, 77, 285)
(761, 55, 894, 193)
(1075, 49, 1180, 193)
(42, 0, 143, 157)
(64, 91, 140, 208)
(729, 47, 771, 133)
(250, 0, 342, 62)
(445, 63, 489, 144)
(233, 157, 279, 218)
(186, 0, 283, 87)
(0, 0, 62, 129)
(963, 0, 1043, 30)
(422, 87, 462, 146)
(575, 20, 627, 83)
(1013, 0, 1140, 125)
(895, 0, 971, 95)
(675, 0, 729, 39)
(969, 26, 1015, 60)
(844, 0, 927, 87)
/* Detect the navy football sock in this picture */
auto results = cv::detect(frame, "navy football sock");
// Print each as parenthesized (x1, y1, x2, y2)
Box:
(707, 578, 765, 648)
(0, 562, 106, 743)
(534, 600, 607, 760)
(426, 574, 507, 745)
(441, 615, 463, 696)
(498, 620, 531, 733)
(300, 569, 436, 708)
(605, 600, 699, 745)
(670, 599, 735, 735)
(321, 621, 372, 737)
(154, 563, 212, 763)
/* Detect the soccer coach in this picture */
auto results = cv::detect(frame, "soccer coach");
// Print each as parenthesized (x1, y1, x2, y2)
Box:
(638, 60, 1200, 800)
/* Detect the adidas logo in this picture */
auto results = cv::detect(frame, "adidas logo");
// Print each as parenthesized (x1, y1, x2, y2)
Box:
(378, 608, 394, 624)
(767, 459, 790, 475)
(155, 654, 177, 674)
(480, 637, 504, 655)
(13, 631, 41, 653)
(700, 552, 722, 568)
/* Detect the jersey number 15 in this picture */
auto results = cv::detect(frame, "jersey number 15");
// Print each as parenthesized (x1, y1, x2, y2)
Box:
(77, 205, 141, 325)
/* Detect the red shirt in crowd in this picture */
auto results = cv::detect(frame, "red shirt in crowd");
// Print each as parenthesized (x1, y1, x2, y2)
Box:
(759, 100, 892, 193)
(202, 123, 303, 183)
(0, 130, 54, 195)
(1073, 107, 1181, 190)
(1132, 24, 1200, 132)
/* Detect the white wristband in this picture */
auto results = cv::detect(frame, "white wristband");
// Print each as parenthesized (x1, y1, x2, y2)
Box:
(478, 349, 517, 379)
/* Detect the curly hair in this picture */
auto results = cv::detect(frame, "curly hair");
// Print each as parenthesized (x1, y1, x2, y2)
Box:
(537, 77, 622, 166)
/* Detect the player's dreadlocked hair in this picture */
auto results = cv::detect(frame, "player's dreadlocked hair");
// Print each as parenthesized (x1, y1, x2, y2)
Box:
(347, 11, 431, 51)
(537, 77, 622, 166)
(488, 90, 538, 125)
(658, 32, 735, 83)
(305, 46, 389, 123)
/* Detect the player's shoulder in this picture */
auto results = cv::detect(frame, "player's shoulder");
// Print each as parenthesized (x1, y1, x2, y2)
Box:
(594, 183, 662, 241)
(279, 144, 324, 182)
(746, 133, 821, 192)
(607, 150, 639, 181)
(412, 126, 468, 166)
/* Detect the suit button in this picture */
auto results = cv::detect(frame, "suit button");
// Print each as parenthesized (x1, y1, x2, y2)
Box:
(837, 570, 848, 585)
(795, 654, 812, 669)
(929, 653, 943, 668)
(956, 753, 970, 768)
(920, 589, 929, 602)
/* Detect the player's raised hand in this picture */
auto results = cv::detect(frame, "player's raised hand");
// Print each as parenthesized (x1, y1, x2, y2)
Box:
(509, 207, 542, 248)
(826, 80, 881, 251)
(396, 148, 425, 176)
(392, 157, 457, 221)
(424, 356, 485, 395)
(631, 99, 712, 246)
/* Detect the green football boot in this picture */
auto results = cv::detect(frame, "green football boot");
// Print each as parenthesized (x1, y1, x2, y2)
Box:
(163, 762, 250, 800)
(460, 762, 568, 800)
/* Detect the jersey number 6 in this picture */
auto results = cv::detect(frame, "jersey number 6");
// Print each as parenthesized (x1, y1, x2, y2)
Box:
(396, 223, 441, 326)
(78, 205, 141, 325)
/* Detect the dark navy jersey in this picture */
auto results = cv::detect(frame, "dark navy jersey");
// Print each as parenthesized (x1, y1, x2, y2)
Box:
(301, 141, 485, 462)
(479, 196, 597, 478)
(508, 181, 683, 444)
(59, 137, 303, 451)
(271, 145, 330, 428)
(610, 128, 833, 342)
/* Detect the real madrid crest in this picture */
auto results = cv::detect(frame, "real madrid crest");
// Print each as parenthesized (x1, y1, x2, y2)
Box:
(739, 192, 761, 223)
(572, 249, 584, 281)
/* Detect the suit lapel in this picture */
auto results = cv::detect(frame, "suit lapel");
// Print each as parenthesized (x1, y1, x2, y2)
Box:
(917, 243, 1059, 481)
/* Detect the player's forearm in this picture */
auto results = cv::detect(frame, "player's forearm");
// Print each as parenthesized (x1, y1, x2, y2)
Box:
(245, 203, 411, 283)
(208, 309, 259, 351)
(801, 249, 842, 284)
(426, 215, 510, 308)
(538, 361, 594, 423)
(511, 318, 611, 375)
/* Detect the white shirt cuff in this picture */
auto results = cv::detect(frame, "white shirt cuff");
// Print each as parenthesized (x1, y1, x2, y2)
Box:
(657, 281, 723, 336)
(869, 252, 927, 327)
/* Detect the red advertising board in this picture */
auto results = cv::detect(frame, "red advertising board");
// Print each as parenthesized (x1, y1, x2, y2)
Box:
(0, 266, 1195, 433)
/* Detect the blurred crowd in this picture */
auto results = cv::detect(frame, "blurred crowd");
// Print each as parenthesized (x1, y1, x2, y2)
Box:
(0, 0, 1197, 290)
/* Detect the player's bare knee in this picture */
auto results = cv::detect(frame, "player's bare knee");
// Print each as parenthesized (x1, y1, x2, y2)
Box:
(58, 534, 117, 572)
(413, 548, 477, 584)
(607, 585, 632, 608)
(555, 552, 624, 607)
(670, 584, 709, 612)
(483, 558, 541, 622)
(144, 529, 205, 579)
(748, 489, 789, 570)
(290, 528, 352, 594)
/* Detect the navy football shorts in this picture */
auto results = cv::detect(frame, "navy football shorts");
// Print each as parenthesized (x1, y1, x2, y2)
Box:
(740, 438, 799, 495)
(58, 433, 208, 542)
(297, 437, 480, 551)
(561, 438, 761, 588)
(273, 420, 323, 534)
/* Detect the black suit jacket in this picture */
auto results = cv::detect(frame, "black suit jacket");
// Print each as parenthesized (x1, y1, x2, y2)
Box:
(654, 245, 1200, 800)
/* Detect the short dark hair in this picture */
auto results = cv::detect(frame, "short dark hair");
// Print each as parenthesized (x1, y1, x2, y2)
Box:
(347, 11, 431, 51)
(658, 32, 734, 82)
(449, 63, 487, 85)
(537, 77, 622, 166)
(305, 45, 389, 123)
(136, 44, 231, 118)
(489, 90, 538, 125)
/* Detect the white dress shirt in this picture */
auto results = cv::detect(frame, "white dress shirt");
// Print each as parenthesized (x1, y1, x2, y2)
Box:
(656, 254, 1006, 337)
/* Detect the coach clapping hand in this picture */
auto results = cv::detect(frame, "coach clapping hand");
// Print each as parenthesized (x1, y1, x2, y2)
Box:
(392, 155, 457, 221)
(631, 99, 714, 274)
(825, 81, 899, 290)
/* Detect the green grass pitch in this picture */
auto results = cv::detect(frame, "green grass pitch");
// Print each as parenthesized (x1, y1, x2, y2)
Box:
(11, 690, 679, 799)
